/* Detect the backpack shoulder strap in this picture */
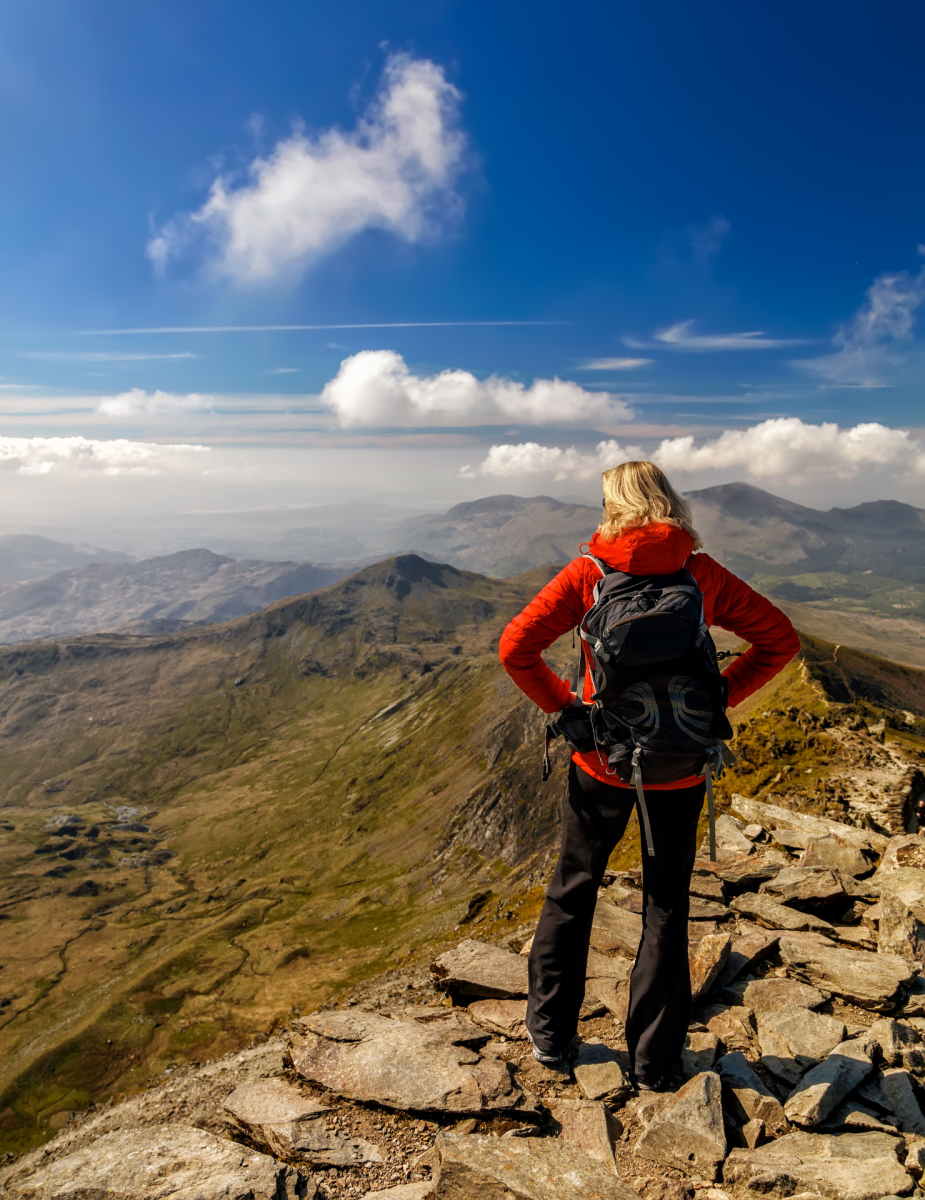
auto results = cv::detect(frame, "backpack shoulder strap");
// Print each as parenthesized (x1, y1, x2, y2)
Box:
(581, 554, 612, 604)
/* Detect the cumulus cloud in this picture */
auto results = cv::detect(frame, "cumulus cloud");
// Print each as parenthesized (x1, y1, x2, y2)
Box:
(148, 54, 466, 284)
(0, 436, 210, 476)
(95, 388, 213, 418)
(319, 350, 633, 427)
(464, 418, 925, 485)
(800, 258, 925, 385)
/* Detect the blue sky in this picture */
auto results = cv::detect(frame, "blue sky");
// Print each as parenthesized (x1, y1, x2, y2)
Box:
(1, 0, 925, 528)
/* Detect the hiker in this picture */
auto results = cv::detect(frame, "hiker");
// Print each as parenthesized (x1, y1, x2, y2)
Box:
(499, 460, 799, 1090)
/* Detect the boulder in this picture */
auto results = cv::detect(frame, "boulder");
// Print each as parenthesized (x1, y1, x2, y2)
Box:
(288, 1011, 529, 1115)
(759, 867, 846, 907)
(783, 1039, 874, 1127)
(223, 1077, 381, 1165)
(716, 923, 779, 989)
(778, 936, 915, 1010)
(703, 1004, 757, 1053)
(0, 1124, 303, 1199)
(859, 1067, 925, 1135)
(431, 1131, 639, 1200)
(690, 932, 733, 1001)
(467, 999, 528, 1038)
(734, 977, 826, 1015)
(758, 1006, 846, 1088)
(731, 893, 834, 932)
(681, 1031, 721, 1078)
(716, 1050, 789, 1136)
(635, 1071, 726, 1179)
(730, 794, 889, 853)
(799, 836, 874, 878)
(547, 1097, 621, 1170)
(572, 1039, 631, 1103)
(591, 899, 642, 955)
(723, 1130, 911, 1200)
(867, 1018, 925, 1072)
(432, 939, 529, 998)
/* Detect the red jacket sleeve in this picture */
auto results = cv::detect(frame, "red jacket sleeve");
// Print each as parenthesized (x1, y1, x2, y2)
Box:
(499, 561, 588, 713)
(694, 555, 801, 709)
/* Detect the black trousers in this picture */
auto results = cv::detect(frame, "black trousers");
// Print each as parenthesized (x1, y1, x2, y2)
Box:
(526, 761, 705, 1083)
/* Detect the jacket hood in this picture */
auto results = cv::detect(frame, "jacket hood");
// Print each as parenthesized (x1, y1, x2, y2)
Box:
(586, 522, 695, 575)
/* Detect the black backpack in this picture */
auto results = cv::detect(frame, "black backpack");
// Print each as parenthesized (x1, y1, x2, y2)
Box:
(543, 555, 736, 859)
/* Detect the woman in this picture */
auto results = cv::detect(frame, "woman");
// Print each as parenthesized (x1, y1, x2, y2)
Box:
(499, 461, 799, 1090)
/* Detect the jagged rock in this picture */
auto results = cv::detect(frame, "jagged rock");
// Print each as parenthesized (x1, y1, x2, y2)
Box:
(731, 893, 834, 932)
(432, 1131, 639, 1199)
(572, 1039, 631, 1103)
(878, 868, 925, 965)
(587, 975, 629, 1022)
(288, 1011, 530, 1115)
(770, 828, 813, 851)
(689, 897, 731, 920)
(716, 923, 778, 988)
(634, 1071, 727, 1179)
(703, 1004, 757, 1053)
(758, 1006, 846, 1088)
(591, 898, 642, 955)
(431, 939, 529, 998)
(799, 836, 874, 878)
(690, 872, 728, 903)
(759, 867, 846, 907)
(223, 1078, 380, 1165)
(723, 1130, 910, 1200)
(898, 975, 925, 1018)
(711, 854, 788, 888)
(832, 925, 877, 949)
(741, 1118, 765, 1148)
(783, 1039, 873, 1127)
(361, 1186, 432, 1200)
(822, 1098, 898, 1133)
(730, 794, 889, 853)
(467, 999, 528, 1038)
(859, 1067, 925, 1134)
(778, 936, 915, 1010)
(0, 1124, 304, 1199)
(681, 1031, 721, 1078)
(690, 932, 733, 1001)
(743, 824, 765, 841)
(862, 902, 882, 930)
(905, 1134, 925, 1179)
(877, 834, 925, 875)
(586, 947, 633, 979)
(716, 1050, 789, 1136)
(703, 814, 755, 857)
(732, 977, 826, 1014)
(547, 1097, 621, 1170)
(867, 1018, 925, 1072)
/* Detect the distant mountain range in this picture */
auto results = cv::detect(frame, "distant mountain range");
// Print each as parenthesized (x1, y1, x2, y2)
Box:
(0, 535, 133, 584)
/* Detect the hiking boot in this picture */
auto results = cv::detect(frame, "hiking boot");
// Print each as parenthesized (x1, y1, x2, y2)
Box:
(627, 1067, 670, 1093)
(528, 1032, 576, 1075)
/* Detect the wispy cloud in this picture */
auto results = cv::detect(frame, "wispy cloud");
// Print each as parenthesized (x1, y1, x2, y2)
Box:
(74, 321, 558, 335)
(23, 351, 197, 363)
(0, 436, 210, 476)
(269, 367, 300, 374)
(799, 254, 925, 386)
(95, 389, 213, 418)
(684, 214, 731, 264)
(319, 350, 633, 427)
(577, 357, 653, 370)
(148, 54, 467, 285)
(639, 320, 808, 351)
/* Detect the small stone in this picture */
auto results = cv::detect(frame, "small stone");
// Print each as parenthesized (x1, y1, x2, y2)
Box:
(690, 932, 733, 1002)
(431, 939, 529, 998)
(703, 1004, 757, 1054)
(572, 1039, 631, 1103)
(716, 1050, 789, 1137)
(723, 1130, 910, 1200)
(783, 1039, 874, 1128)
(681, 1032, 721, 1078)
(731, 893, 834, 932)
(778, 936, 915, 1011)
(799, 836, 874, 878)
(742, 1117, 765, 1148)
(736, 977, 826, 1015)
(641, 1181, 694, 1200)
(547, 1097, 621, 1170)
(634, 1071, 727, 1179)
(743, 824, 765, 841)
(467, 999, 528, 1038)
(859, 1067, 925, 1135)
(759, 866, 846, 907)
(702, 814, 755, 858)
(591, 898, 642, 955)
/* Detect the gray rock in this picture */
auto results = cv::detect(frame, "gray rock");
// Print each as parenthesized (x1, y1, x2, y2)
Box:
(898, 974, 925, 1018)
(876, 834, 925, 876)
(703, 1004, 757, 1054)
(859, 1067, 925, 1135)
(783, 1039, 874, 1127)
(690, 897, 732, 920)
(799, 836, 874, 878)
(821, 1098, 898, 1133)
(731, 893, 834, 932)
(591, 899, 642, 955)
(736, 977, 826, 1014)
(703, 814, 755, 857)
(690, 932, 733, 1001)
(716, 922, 779, 988)
(546, 1097, 621, 1170)
(690, 872, 728, 903)
(878, 870, 925, 965)
(587, 975, 629, 1023)
(723, 1130, 910, 1200)
(681, 1031, 721, 1078)
(0, 1124, 303, 1199)
(467, 999, 528, 1038)
(432, 1131, 639, 1199)
(904, 1133, 925, 1180)
(634, 1070, 727, 1179)
(758, 1006, 846, 1088)
(778, 936, 915, 1010)
(573, 1039, 631, 1103)
(432, 939, 529, 998)
(770, 828, 813, 851)
(759, 866, 846, 907)
(730, 794, 889, 853)
(867, 1017, 925, 1072)
(716, 1050, 788, 1137)
(288, 1011, 529, 1115)
(741, 1118, 765, 1149)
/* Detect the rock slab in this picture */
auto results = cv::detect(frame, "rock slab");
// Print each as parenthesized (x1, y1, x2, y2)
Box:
(717, 1050, 788, 1136)
(778, 936, 915, 1010)
(467, 999, 528, 1038)
(690, 932, 732, 1001)
(634, 1070, 727, 1179)
(547, 1097, 621, 1171)
(783, 1039, 874, 1127)
(432, 939, 529, 998)
(572, 1039, 631, 1103)
(731, 893, 834, 932)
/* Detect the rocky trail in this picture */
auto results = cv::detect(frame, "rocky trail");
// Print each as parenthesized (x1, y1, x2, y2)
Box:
(7, 758, 925, 1200)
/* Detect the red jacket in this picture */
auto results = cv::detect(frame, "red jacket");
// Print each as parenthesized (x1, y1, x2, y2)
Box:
(499, 522, 800, 788)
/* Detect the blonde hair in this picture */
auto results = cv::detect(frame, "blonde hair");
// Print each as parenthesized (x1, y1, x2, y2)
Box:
(598, 460, 703, 549)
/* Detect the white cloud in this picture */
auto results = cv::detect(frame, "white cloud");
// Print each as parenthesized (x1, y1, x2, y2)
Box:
(800, 258, 925, 386)
(23, 351, 197, 363)
(95, 388, 213, 418)
(0, 436, 210, 476)
(319, 350, 634, 427)
(464, 418, 925, 485)
(148, 54, 466, 284)
(460, 439, 641, 480)
(577, 357, 653, 370)
(648, 321, 806, 351)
